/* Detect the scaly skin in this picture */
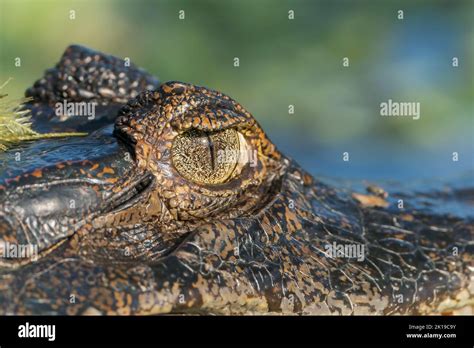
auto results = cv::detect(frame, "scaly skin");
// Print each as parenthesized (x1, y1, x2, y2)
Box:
(0, 46, 472, 315)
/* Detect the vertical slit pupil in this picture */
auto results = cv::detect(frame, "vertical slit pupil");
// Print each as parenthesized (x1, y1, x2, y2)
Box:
(205, 132, 215, 171)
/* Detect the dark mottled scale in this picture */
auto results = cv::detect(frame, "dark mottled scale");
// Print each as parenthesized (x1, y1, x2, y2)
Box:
(26, 45, 159, 105)
(0, 125, 135, 257)
(25, 45, 160, 132)
(376, 238, 416, 254)
(329, 269, 354, 293)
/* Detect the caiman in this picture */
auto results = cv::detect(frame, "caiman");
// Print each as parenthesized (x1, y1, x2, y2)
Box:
(0, 45, 472, 315)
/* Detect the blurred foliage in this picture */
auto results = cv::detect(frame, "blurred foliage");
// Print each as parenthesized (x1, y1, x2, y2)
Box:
(0, 0, 472, 178)
(0, 80, 86, 151)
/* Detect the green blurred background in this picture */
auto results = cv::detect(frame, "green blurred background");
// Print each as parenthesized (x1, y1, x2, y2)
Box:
(1, 0, 473, 180)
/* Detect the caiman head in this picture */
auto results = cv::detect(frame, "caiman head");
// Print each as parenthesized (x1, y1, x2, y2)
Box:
(76, 81, 289, 266)
(0, 46, 472, 315)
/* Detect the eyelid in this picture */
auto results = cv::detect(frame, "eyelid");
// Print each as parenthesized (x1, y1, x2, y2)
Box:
(170, 107, 254, 133)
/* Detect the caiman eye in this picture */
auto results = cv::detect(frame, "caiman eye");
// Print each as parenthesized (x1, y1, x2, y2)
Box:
(172, 128, 244, 185)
